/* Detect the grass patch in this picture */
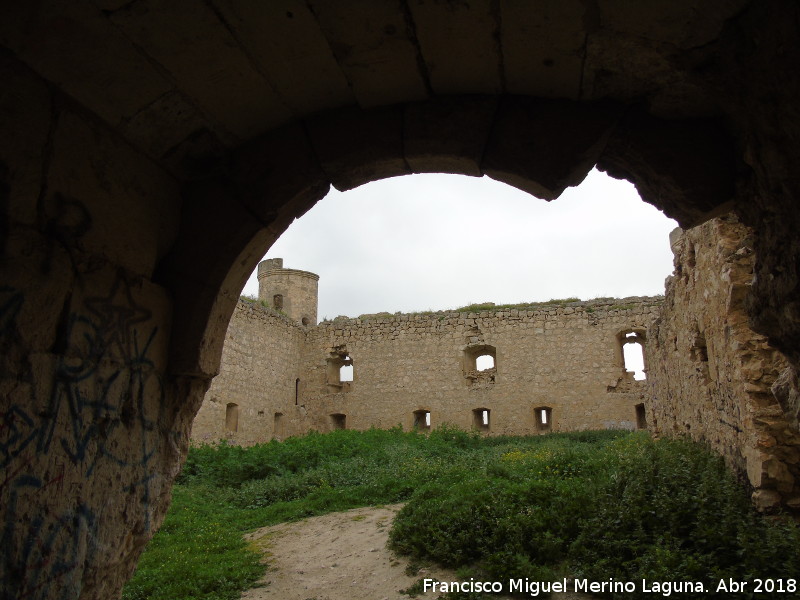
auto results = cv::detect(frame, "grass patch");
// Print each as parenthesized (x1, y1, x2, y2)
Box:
(454, 298, 582, 312)
(123, 428, 800, 600)
(121, 486, 264, 600)
(390, 434, 800, 599)
(239, 294, 270, 310)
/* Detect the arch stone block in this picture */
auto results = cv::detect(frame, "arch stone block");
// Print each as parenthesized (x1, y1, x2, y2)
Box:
(403, 95, 498, 176)
(481, 97, 623, 200)
(306, 105, 410, 191)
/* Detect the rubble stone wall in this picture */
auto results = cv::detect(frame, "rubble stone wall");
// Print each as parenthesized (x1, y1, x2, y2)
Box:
(192, 300, 307, 445)
(193, 297, 662, 442)
(647, 215, 800, 512)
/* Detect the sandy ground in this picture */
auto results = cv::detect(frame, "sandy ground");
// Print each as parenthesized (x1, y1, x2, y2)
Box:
(241, 504, 595, 600)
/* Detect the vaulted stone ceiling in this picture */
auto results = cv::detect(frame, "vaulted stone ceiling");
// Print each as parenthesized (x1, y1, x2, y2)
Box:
(2, 0, 749, 176)
(4, 0, 799, 363)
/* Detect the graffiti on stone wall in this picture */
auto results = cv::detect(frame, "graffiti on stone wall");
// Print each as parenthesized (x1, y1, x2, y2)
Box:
(1, 267, 169, 597)
(2, 475, 97, 600)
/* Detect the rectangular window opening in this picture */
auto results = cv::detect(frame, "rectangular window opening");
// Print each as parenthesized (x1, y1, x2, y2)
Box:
(413, 410, 431, 431)
(535, 406, 552, 433)
(635, 403, 647, 430)
(472, 408, 490, 431)
(225, 403, 239, 434)
(331, 413, 346, 430)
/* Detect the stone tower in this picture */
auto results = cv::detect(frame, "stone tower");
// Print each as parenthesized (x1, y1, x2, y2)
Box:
(257, 258, 319, 326)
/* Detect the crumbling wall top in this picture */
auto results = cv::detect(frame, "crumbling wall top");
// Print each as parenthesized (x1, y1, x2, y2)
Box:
(327, 295, 664, 326)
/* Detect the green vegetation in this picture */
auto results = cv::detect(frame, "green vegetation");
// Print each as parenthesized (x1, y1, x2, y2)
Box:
(239, 294, 292, 318)
(347, 296, 669, 320)
(355, 309, 439, 320)
(391, 434, 800, 598)
(123, 428, 800, 600)
(454, 298, 582, 312)
(355, 297, 647, 320)
(355, 298, 587, 320)
(239, 293, 271, 310)
(607, 303, 636, 311)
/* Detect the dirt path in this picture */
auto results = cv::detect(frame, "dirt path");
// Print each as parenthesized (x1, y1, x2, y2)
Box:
(241, 504, 453, 600)
(241, 504, 594, 600)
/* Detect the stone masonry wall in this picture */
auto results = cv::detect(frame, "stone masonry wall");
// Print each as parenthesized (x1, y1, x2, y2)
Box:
(257, 259, 320, 326)
(193, 300, 307, 445)
(194, 216, 800, 516)
(647, 215, 800, 513)
(192, 296, 662, 442)
(0, 55, 204, 600)
(303, 299, 661, 435)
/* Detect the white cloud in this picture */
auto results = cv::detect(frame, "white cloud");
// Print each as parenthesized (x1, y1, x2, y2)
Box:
(241, 169, 678, 318)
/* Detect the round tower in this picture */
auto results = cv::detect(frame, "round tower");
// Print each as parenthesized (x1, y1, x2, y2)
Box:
(257, 258, 319, 326)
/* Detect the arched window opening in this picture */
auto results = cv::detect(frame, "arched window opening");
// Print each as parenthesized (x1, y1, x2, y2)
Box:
(535, 406, 552, 433)
(618, 330, 646, 381)
(413, 409, 431, 431)
(225, 403, 239, 434)
(464, 345, 497, 386)
(472, 408, 490, 431)
(326, 350, 353, 392)
(635, 403, 647, 430)
(274, 412, 285, 438)
(340, 359, 354, 382)
(330, 413, 346, 430)
(475, 354, 495, 371)
(623, 341, 646, 380)
(273, 294, 283, 310)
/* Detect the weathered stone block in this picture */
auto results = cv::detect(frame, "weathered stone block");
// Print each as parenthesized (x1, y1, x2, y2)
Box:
(482, 97, 622, 200)
(306, 105, 410, 191)
(404, 96, 497, 176)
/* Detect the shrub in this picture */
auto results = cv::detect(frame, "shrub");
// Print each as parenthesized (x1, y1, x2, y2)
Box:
(130, 429, 800, 600)
(390, 434, 800, 599)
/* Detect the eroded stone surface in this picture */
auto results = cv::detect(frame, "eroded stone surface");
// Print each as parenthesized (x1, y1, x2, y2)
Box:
(648, 215, 800, 513)
(193, 285, 659, 443)
(0, 61, 200, 600)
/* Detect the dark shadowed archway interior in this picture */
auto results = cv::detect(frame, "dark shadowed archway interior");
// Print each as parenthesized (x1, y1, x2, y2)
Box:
(2, 2, 800, 598)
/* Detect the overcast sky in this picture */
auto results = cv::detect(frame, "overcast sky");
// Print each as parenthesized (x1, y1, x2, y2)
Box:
(241, 168, 679, 320)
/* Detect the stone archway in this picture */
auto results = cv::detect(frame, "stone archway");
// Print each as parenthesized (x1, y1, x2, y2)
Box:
(2, 2, 800, 599)
(159, 96, 737, 382)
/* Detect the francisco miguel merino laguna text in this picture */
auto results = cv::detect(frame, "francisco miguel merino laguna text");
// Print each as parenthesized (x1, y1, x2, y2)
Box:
(422, 577, 797, 596)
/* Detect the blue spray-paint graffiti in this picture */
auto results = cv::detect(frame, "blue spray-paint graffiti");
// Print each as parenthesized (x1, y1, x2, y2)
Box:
(1, 271, 170, 598)
(2, 475, 98, 600)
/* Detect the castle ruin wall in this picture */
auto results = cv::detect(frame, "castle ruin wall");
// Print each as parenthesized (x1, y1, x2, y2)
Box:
(647, 215, 800, 512)
(302, 300, 661, 435)
(193, 295, 662, 442)
(194, 217, 800, 517)
(193, 300, 307, 445)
